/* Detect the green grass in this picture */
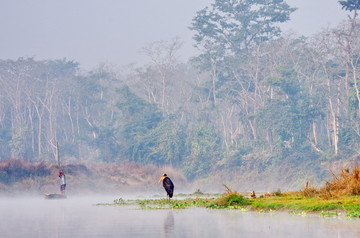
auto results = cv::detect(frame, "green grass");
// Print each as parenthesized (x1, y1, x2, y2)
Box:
(320, 211, 340, 217)
(96, 193, 360, 218)
(347, 211, 360, 218)
(136, 198, 216, 209)
(250, 195, 360, 212)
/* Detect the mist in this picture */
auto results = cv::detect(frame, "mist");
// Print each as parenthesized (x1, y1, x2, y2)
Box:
(0, 0, 347, 70)
(1, 1, 359, 236)
(1, 195, 360, 238)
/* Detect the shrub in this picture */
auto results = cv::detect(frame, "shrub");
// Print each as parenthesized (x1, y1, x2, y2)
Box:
(301, 166, 360, 198)
(214, 185, 250, 207)
(319, 167, 360, 198)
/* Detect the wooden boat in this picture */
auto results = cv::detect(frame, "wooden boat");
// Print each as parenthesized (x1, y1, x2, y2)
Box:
(44, 193, 67, 199)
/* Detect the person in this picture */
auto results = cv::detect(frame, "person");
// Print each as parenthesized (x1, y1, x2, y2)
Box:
(58, 170, 66, 195)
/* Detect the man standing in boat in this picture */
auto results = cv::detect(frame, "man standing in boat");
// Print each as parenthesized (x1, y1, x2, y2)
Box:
(59, 170, 66, 195)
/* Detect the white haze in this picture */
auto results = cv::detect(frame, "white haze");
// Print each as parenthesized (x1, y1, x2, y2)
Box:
(0, 0, 348, 70)
(1, 195, 360, 238)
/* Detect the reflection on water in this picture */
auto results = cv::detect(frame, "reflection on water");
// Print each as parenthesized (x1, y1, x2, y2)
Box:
(0, 196, 359, 238)
(164, 211, 175, 237)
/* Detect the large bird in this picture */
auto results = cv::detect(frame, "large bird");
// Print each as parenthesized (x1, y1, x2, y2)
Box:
(159, 174, 174, 200)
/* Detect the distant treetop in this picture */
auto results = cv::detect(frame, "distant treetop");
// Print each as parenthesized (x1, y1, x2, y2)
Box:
(339, 0, 360, 11)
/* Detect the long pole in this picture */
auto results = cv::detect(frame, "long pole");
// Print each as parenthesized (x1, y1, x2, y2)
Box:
(56, 142, 61, 169)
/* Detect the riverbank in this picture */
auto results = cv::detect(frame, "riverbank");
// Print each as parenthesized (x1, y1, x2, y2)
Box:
(98, 191, 360, 218)
(0, 159, 188, 195)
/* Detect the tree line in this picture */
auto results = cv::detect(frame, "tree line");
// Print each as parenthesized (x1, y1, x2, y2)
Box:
(0, 0, 359, 181)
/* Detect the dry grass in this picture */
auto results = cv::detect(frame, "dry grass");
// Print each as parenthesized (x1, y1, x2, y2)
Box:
(0, 159, 51, 185)
(301, 166, 360, 199)
(320, 167, 360, 198)
(0, 159, 187, 194)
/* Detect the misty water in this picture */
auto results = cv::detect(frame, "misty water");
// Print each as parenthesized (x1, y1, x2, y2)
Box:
(0, 196, 359, 238)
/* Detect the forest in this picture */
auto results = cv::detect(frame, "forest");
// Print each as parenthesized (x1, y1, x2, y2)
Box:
(0, 0, 359, 191)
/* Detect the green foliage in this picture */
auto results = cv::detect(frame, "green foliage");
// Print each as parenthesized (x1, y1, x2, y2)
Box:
(338, 127, 357, 147)
(116, 86, 164, 161)
(9, 126, 32, 159)
(116, 86, 188, 166)
(214, 191, 251, 207)
(1, 13, 360, 187)
(223, 144, 253, 168)
(0, 126, 12, 159)
(190, 0, 296, 54)
(183, 123, 223, 178)
(347, 211, 360, 218)
(257, 67, 322, 156)
(89, 126, 121, 161)
(339, 0, 360, 11)
(105, 193, 360, 216)
(265, 67, 300, 97)
(348, 86, 360, 119)
(253, 196, 342, 212)
(320, 211, 340, 217)
(135, 198, 215, 209)
(130, 119, 186, 165)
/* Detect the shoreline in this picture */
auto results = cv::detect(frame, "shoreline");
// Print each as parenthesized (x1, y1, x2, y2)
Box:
(97, 192, 360, 219)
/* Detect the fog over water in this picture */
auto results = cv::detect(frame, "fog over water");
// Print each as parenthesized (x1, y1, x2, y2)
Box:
(0, 195, 359, 238)
(0, 1, 357, 237)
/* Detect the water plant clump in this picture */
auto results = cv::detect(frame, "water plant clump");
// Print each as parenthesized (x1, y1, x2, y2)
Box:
(210, 185, 251, 208)
(320, 211, 340, 217)
(193, 189, 204, 196)
(113, 198, 127, 204)
(215, 192, 250, 206)
(347, 211, 360, 218)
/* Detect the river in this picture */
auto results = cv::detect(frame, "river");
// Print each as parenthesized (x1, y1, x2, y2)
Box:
(0, 195, 359, 238)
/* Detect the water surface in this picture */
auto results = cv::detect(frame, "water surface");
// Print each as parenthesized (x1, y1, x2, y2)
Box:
(0, 196, 359, 238)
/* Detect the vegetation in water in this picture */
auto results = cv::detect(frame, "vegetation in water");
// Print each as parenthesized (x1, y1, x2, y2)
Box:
(207, 186, 251, 209)
(97, 175, 360, 219)
(250, 195, 360, 213)
(347, 211, 360, 218)
(136, 197, 216, 210)
(100, 191, 360, 218)
(320, 211, 340, 217)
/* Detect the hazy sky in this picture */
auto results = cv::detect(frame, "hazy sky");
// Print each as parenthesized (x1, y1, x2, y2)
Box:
(0, 0, 348, 70)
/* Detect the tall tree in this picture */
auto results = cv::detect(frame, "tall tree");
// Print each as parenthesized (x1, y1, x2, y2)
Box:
(190, 0, 296, 55)
(140, 38, 182, 113)
(190, 0, 295, 106)
(339, 0, 360, 11)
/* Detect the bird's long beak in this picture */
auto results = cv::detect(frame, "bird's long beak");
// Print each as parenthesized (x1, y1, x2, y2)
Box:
(158, 175, 166, 183)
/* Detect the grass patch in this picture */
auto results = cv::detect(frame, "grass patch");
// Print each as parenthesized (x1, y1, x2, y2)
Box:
(95, 179, 360, 218)
(97, 193, 360, 218)
(250, 195, 360, 213)
(347, 211, 360, 218)
(214, 192, 250, 207)
(135, 197, 216, 209)
(320, 211, 340, 217)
